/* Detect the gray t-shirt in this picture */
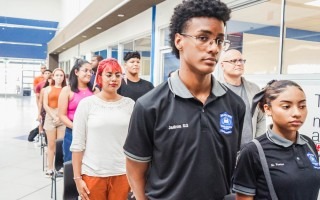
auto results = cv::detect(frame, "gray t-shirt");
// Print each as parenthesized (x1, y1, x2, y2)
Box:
(226, 83, 253, 146)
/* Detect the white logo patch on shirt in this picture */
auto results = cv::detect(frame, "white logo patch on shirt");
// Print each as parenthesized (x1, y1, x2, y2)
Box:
(219, 112, 233, 134)
(270, 163, 285, 167)
(168, 123, 189, 130)
(307, 152, 320, 169)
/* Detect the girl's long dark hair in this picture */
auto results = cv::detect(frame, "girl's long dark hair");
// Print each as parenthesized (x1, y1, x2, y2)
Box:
(69, 59, 94, 93)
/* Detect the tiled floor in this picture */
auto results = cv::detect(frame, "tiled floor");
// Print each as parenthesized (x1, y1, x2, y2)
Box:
(0, 96, 64, 200)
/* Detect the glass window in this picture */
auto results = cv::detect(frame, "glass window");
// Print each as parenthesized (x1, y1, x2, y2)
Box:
(160, 27, 170, 47)
(226, 0, 282, 75)
(282, 0, 320, 74)
(134, 37, 151, 76)
(111, 45, 118, 59)
(162, 51, 179, 81)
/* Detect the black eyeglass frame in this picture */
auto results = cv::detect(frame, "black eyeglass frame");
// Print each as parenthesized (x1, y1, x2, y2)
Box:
(222, 59, 246, 65)
(180, 33, 231, 51)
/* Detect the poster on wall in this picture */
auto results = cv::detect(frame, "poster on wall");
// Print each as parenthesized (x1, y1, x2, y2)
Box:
(298, 84, 320, 155)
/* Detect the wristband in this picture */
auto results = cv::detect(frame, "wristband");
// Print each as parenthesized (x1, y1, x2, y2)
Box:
(73, 176, 82, 180)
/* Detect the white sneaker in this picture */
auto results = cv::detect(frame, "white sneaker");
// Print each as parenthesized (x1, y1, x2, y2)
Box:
(33, 135, 39, 143)
(44, 170, 54, 178)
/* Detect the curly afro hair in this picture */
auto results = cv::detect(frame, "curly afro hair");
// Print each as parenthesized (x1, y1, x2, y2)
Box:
(169, 0, 231, 59)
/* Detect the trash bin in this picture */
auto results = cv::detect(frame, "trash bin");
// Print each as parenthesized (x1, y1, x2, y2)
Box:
(23, 88, 32, 96)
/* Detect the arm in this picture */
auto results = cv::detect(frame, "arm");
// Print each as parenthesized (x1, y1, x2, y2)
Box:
(35, 83, 41, 109)
(37, 88, 45, 122)
(126, 158, 149, 200)
(71, 99, 90, 199)
(236, 193, 254, 200)
(43, 87, 56, 119)
(58, 86, 73, 128)
(72, 151, 90, 200)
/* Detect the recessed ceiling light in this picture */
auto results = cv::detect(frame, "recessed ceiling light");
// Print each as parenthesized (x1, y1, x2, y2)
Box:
(96, 27, 102, 30)
(82, 35, 87, 38)
(117, 14, 125, 17)
(305, 0, 320, 7)
(62, 47, 66, 50)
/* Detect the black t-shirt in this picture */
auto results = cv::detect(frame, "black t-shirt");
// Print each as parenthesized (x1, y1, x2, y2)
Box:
(117, 78, 154, 101)
(124, 75, 245, 200)
(233, 129, 320, 200)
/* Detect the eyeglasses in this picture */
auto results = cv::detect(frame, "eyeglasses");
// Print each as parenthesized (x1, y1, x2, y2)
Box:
(80, 69, 94, 75)
(180, 33, 231, 51)
(223, 59, 246, 65)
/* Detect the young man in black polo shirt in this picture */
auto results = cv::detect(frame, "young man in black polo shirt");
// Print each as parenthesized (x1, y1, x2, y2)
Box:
(124, 0, 245, 199)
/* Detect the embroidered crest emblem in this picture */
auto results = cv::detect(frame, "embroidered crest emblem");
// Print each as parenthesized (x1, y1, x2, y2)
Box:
(219, 112, 233, 134)
(307, 152, 320, 169)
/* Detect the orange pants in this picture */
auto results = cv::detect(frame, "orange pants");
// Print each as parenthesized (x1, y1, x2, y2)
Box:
(82, 174, 130, 200)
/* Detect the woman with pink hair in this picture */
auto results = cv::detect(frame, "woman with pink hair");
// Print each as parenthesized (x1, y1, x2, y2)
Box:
(70, 58, 134, 200)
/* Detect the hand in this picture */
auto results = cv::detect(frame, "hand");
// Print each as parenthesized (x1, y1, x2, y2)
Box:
(128, 190, 135, 200)
(37, 115, 42, 122)
(53, 117, 61, 126)
(75, 179, 90, 200)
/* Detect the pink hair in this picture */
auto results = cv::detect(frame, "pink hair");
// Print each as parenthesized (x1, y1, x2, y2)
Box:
(95, 58, 122, 88)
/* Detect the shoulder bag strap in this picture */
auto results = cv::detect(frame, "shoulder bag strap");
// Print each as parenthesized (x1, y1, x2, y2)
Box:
(300, 135, 317, 156)
(252, 139, 278, 200)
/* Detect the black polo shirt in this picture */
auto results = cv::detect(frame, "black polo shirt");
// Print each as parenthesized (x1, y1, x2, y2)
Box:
(233, 128, 320, 200)
(124, 73, 245, 200)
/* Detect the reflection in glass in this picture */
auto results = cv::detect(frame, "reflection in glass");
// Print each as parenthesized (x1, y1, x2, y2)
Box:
(282, 0, 320, 74)
(226, 0, 282, 74)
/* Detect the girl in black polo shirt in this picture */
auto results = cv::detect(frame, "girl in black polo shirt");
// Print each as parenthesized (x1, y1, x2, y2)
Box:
(232, 80, 320, 200)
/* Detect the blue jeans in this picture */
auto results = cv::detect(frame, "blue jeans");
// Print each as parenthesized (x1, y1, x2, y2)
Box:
(63, 127, 73, 162)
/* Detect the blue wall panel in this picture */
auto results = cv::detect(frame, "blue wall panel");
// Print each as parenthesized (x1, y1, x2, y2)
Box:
(0, 44, 47, 59)
(0, 16, 58, 59)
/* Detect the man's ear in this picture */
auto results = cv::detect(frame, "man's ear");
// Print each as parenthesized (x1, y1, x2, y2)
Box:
(175, 33, 183, 51)
(220, 62, 225, 70)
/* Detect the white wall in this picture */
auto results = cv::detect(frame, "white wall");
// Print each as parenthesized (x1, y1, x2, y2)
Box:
(59, 0, 182, 84)
(0, 0, 61, 22)
(59, 0, 93, 30)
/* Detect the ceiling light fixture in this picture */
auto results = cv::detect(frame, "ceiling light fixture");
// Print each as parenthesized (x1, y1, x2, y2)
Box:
(96, 27, 102, 30)
(0, 23, 58, 31)
(117, 14, 125, 17)
(304, 0, 320, 7)
(82, 35, 87, 38)
(0, 41, 42, 46)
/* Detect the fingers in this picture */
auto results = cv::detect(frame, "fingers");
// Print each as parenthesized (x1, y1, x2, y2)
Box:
(77, 181, 90, 200)
(84, 184, 90, 196)
(80, 193, 90, 200)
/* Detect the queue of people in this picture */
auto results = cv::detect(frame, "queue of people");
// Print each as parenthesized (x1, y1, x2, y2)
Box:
(28, 0, 319, 199)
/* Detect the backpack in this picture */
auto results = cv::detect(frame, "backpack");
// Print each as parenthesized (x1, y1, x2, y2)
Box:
(28, 126, 39, 142)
